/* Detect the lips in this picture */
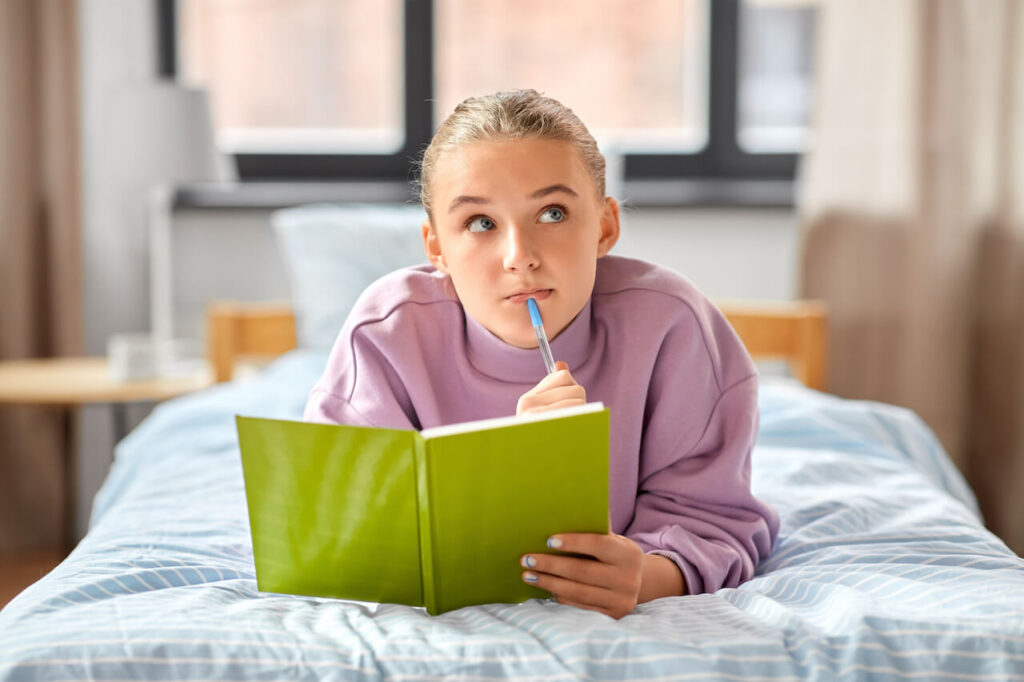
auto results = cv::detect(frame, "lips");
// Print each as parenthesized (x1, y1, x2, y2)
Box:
(505, 288, 552, 304)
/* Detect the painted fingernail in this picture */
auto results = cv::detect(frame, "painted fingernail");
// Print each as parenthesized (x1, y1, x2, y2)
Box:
(547, 537, 563, 549)
(523, 572, 539, 583)
(521, 555, 536, 568)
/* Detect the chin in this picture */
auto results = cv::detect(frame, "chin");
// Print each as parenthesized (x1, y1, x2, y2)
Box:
(508, 334, 538, 350)
(497, 328, 537, 350)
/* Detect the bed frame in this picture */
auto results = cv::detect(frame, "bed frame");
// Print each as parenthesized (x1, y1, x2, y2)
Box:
(206, 300, 828, 390)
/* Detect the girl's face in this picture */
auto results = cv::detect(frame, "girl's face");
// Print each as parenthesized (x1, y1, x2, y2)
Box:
(422, 137, 619, 349)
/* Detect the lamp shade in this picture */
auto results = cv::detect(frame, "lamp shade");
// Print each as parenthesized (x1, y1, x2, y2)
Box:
(104, 82, 236, 191)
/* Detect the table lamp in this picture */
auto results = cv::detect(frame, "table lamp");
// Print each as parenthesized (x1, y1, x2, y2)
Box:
(101, 82, 236, 380)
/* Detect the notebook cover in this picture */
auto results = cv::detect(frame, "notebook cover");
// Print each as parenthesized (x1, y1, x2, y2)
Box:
(419, 406, 610, 614)
(237, 416, 424, 606)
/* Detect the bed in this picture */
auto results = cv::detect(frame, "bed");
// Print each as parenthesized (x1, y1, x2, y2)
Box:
(2, 205, 1023, 680)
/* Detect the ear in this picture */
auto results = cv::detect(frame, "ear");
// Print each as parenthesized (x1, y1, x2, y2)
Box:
(596, 196, 620, 258)
(422, 219, 449, 273)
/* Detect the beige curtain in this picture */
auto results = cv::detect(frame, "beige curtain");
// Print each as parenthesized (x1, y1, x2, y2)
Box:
(799, 0, 1024, 554)
(0, 0, 83, 550)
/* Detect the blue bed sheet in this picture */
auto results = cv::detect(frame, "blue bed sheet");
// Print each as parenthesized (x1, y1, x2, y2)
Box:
(2, 350, 1022, 681)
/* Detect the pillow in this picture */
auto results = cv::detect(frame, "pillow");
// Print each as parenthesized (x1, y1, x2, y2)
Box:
(272, 203, 429, 351)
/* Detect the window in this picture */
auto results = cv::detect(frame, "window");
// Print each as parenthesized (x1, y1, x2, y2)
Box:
(435, 0, 708, 153)
(737, 0, 816, 153)
(179, 0, 404, 154)
(161, 0, 815, 189)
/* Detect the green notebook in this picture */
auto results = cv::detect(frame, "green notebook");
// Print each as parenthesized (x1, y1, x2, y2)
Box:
(236, 402, 609, 615)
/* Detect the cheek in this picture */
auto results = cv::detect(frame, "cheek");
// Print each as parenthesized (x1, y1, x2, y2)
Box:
(450, 239, 500, 275)
(566, 254, 598, 300)
(563, 234, 598, 270)
(445, 251, 493, 301)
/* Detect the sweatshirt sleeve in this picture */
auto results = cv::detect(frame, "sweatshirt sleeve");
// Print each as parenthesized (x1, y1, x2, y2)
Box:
(624, 322, 779, 594)
(303, 320, 418, 430)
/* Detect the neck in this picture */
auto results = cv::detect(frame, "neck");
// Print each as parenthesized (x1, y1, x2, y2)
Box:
(464, 299, 593, 383)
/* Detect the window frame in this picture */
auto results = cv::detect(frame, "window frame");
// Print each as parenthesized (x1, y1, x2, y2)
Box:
(158, 0, 798, 184)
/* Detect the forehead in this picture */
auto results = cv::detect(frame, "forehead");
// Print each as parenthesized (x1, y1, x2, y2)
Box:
(433, 137, 594, 196)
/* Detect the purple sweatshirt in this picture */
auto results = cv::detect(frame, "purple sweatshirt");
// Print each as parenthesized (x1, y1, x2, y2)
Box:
(305, 255, 779, 594)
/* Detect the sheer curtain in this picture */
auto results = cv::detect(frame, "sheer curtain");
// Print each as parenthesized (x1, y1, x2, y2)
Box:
(0, 0, 83, 550)
(799, 0, 1024, 553)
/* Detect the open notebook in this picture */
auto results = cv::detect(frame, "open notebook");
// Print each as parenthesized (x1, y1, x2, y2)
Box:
(236, 402, 609, 614)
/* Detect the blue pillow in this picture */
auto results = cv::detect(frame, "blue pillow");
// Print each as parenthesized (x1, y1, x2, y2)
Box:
(272, 203, 429, 351)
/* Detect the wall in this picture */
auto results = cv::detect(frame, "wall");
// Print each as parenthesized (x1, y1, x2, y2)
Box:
(616, 207, 798, 301)
(164, 205, 800, 339)
(78, 0, 157, 538)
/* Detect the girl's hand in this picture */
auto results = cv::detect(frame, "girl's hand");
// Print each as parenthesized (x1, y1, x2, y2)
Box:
(516, 361, 586, 415)
(520, 532, 644, 619)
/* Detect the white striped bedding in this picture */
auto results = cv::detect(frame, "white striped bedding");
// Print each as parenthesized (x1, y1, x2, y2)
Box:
(1, 350, 1022, 681)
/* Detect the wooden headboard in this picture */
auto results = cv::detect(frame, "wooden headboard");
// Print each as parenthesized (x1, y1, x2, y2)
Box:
(206, 299, 828, 390)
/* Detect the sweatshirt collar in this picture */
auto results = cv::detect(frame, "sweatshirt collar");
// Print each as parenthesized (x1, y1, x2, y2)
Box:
(464, 298, 593, 384)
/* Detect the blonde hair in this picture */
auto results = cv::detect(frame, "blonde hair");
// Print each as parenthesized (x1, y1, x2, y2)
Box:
(418, 90, 606, 217)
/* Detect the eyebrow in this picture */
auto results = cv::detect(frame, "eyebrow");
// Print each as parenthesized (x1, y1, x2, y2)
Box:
(530, 183, 578, 200)
(447, 183, 579, 213)
(447, 195, 489, 213)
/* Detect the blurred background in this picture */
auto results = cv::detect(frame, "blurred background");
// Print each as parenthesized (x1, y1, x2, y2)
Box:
(1, 0, 1021, 594)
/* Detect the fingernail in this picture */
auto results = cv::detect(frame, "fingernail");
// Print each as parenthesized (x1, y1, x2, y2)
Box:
(523, 572, 539, 583)
(521, 555, 536, 568)
(547, 537, 563, 549)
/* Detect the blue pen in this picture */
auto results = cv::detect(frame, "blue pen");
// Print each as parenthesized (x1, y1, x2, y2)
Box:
(526, 298, 558, 375)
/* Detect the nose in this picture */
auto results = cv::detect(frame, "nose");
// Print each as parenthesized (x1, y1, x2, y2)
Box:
(502, 223, 540, 272)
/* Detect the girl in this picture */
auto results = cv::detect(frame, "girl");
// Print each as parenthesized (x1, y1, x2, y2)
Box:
(305, 90, 778, 619)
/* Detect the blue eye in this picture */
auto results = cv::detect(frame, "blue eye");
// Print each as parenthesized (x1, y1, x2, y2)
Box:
(539, 206, 565, 223)
(468, 216, 496, 233)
